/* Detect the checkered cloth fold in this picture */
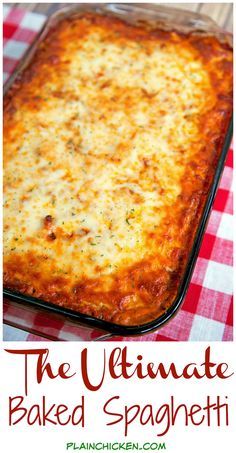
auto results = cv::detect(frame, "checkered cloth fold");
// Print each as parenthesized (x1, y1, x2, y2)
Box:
(3, 5, 233, 341)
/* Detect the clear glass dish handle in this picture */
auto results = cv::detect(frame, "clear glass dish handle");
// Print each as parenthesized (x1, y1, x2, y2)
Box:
(3, 297, 119, 341)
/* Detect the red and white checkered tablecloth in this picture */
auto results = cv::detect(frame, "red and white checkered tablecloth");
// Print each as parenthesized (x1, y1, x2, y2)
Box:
(3, 5, 233, 342)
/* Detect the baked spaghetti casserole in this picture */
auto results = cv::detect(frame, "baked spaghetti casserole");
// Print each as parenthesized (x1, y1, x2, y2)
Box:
(3, 13, 233, 326)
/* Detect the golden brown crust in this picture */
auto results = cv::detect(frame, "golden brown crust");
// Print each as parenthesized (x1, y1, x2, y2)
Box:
(3, 13, 233, 326)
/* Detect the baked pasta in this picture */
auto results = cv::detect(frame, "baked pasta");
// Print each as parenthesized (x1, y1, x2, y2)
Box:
(3, 13, 233, 326)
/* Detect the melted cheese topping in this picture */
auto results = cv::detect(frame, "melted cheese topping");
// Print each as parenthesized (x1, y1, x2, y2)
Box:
(4, 14, 233, 326)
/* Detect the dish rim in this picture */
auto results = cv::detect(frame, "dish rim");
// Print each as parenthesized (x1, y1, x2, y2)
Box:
(3, 3, 233, 338)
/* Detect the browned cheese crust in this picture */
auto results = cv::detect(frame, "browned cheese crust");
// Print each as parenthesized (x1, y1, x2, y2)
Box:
(4, 14, 233, 325)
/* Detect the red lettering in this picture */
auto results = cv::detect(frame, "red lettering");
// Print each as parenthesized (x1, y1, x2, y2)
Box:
(9, 395, 84, 426)
(5, 349, 76, 395)
(9, 396, 27, 425)
(81, 348, 105, 391)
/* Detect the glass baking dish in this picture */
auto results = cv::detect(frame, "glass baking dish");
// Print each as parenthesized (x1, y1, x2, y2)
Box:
(3, 3, 233, 341)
